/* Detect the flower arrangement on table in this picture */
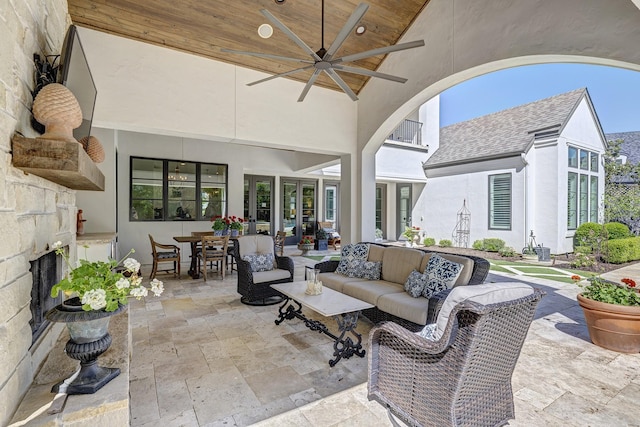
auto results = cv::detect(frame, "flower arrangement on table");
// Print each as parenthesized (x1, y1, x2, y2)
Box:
(402, 225, 421, 240)
(300, 236, 314, 245)
(50, 241, 164, 312)
(228, 215, 245, 231)
(210, 215, 230, 231)
(572, 275, 640, 306)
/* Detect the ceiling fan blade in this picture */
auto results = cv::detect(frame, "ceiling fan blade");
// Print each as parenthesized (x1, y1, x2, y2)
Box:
(221, 48, 313, 64)
(260, 9, 322, 61)
(332, 64, 408, 83)
(247, 65, 314, 86)
(298, 69, 322, 102)
(325, 68, 358, 101)
(334, 40, 425, 64)
(323, 3, 369, 61)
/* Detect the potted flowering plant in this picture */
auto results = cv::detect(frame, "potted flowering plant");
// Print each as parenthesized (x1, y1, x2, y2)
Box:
(228, 215, 245, 237)
(298, 235, 314, 255)
(402, 226, 421, 246)
(572, 275, 640, 353)
(210, 215, 230, 235)
(50, 241, 164, 312)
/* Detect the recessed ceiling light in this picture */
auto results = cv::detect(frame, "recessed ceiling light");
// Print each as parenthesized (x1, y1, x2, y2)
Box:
(355, 25, 366, 35)
(274, 0, 285, 4)
(258, 23, 273, 39)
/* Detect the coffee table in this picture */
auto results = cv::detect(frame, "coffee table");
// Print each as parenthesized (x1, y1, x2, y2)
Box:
(271, 282, 374, 367)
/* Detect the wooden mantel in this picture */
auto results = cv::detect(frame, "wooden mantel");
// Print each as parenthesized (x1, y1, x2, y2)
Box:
(11, 134, 105, 191)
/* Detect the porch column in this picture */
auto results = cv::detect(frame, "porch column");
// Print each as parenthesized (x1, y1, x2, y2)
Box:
(357, 149, 376, 243)
(340, 154, 354, 244)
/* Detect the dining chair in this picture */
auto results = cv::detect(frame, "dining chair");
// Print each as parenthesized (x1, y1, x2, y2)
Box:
(197, 235, 229, 281)
(148, 234, 181, 280)
(274, 230, 286, 257)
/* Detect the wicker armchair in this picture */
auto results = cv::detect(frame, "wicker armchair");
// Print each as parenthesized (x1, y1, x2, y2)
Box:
(368, 283, 544, 427)
(234, 235, 293, 305)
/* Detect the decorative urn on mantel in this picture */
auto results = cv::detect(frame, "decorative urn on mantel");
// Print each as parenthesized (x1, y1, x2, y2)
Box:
(32, 83, 83, 144)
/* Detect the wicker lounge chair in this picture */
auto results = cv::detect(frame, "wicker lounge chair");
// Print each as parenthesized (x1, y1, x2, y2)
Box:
(368, 283, 544, 427)
(235, 235, 293, 305)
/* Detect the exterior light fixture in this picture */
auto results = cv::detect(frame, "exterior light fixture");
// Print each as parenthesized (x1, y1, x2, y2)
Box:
(258, 23, 274, 39)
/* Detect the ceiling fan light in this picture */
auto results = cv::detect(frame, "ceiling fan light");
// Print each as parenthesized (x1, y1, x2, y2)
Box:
(258, 23, 273, 38)
(355, 25, 367, 35)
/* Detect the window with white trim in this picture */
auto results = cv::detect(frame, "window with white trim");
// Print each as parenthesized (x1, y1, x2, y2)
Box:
(488, 173, 511, 230)
(567, 146, 599, 229)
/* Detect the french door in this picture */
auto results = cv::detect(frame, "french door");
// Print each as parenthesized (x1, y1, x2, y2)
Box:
(396, 183, 412, 239)
(243, 175, 274, 235)
(282, 179, 317, 245)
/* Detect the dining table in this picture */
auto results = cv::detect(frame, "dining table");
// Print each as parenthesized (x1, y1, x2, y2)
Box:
(173, 233, 238, 279)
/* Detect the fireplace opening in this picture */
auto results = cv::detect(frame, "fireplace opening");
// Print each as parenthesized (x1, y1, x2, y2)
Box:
(30, 250, 63, 344)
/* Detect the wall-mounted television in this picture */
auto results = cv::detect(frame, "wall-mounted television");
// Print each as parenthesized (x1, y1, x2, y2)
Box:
(57, 25, 97, 142)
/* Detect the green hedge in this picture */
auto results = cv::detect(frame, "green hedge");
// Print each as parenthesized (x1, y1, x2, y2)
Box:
(604, 222, 631, 240)
(439, 239, 452, 247)
(472, 240, 484, 250)
(602, 237, 640, 263)
(482, 238, 505, 252)
(423, 237, 436, 246)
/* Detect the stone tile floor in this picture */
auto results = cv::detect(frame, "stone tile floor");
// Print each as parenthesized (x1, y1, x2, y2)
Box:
(130, 249, 640, 426)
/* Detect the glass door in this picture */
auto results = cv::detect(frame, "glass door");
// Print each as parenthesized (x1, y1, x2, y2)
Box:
(396, 183, 412, 239)
(243, 175, 274, 235)
(282, 180, 317, 245)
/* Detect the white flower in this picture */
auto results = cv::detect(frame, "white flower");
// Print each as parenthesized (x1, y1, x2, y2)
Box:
(130, 275, 142, 288)
(52, 241, 62, 249)
(81, 289, 107, 310)
(123, 258, 141, 273)
(115, 278, 130, 289)
(150, 279, 164, 296)
(130, 286, 148, 299)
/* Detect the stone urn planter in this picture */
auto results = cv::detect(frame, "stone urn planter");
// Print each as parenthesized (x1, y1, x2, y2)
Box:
(577, 294, 640, 353)
(297, 243, 314, 256)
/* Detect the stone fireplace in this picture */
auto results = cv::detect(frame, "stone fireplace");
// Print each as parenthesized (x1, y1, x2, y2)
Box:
(29, 250, 64, 344)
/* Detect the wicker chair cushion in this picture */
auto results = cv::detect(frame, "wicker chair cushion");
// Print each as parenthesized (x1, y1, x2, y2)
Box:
(242, 253, 274, 272)
(252, 268, 291, 284)
(404, 269, 428, 298)
(336, 243, 370, 275)
(434, 282, 534, 339)
(421, 253, 464, 298)
(344, 259, 381, 280)
(376, 290, 430, 325)
(317, 272, 360, 293)
(342, 280, 404, 306)
(237, 235, 277, 268)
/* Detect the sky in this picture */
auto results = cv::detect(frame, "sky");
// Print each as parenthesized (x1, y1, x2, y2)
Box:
(439, 63, 640, 134)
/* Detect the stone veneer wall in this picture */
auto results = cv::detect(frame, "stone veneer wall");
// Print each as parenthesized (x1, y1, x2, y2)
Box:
(0, 1, 75, 425)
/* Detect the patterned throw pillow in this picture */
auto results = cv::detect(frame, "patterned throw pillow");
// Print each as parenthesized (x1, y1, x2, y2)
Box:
(345, 260, 382, 280)
(336, 243, 370, 275)
(404, 269, 428, 298)
(422, 254, 464, 298)
(242, 253, 274, 272)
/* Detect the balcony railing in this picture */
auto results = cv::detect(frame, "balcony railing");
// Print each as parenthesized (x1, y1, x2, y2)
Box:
(387, 119, 423, 145)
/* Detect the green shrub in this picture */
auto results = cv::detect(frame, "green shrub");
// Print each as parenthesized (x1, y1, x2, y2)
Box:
(482, 238, 505, 252)
(604, 222, 631, 240)
(602, 237, 640, 263)
(499, 246, 516, 257)
(438, 239, 452, 247)
(472, 240, 484, 250)
(574, 245, 593, 255)
(423, 237, 436, 246)
(574, 222, 605, 251)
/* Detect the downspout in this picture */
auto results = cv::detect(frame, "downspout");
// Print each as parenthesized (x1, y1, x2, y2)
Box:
(521, 153, 529, 250)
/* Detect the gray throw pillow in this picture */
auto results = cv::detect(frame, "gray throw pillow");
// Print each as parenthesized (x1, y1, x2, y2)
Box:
(404, 269, 428, 298)
(345, 259, 382, 280)
(422, 254, 464, 298)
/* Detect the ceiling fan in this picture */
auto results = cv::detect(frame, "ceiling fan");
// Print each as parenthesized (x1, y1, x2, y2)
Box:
(221, 1, 425, 102)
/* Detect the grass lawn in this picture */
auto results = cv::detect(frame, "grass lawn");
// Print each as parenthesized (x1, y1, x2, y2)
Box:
(489, 259, 592, 284)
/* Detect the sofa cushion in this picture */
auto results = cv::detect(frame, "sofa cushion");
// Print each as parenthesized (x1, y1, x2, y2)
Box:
(420, 253, 474, 287)
(336, 243, 370, 275)
(367, 244, 386, 263)
(345, 260, 382, 280)
(422, 253, 464, 298)
(318, 272, 361, 293)
(404, 269, 428, 298)
(342, 280, 404, 305)
(377, 291, 431, 325)
(381, 247, 424, 284)
(242, 253, 274, 272)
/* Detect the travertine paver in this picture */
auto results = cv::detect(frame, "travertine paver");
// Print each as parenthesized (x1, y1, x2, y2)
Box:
(130, 248, 640, 426)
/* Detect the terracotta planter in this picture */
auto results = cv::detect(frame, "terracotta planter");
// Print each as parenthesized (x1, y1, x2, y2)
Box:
(577, 293, 640, 353)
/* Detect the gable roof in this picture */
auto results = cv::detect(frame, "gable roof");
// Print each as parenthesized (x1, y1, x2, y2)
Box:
(424, 88, 589, 169)
(605, 131, 640, 164)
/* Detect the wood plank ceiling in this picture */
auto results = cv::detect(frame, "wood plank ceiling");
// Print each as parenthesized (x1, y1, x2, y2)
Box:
(67, 0, 429, 96)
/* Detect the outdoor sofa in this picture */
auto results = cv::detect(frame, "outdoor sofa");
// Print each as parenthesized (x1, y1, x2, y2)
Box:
(315, 243, 490, 331)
